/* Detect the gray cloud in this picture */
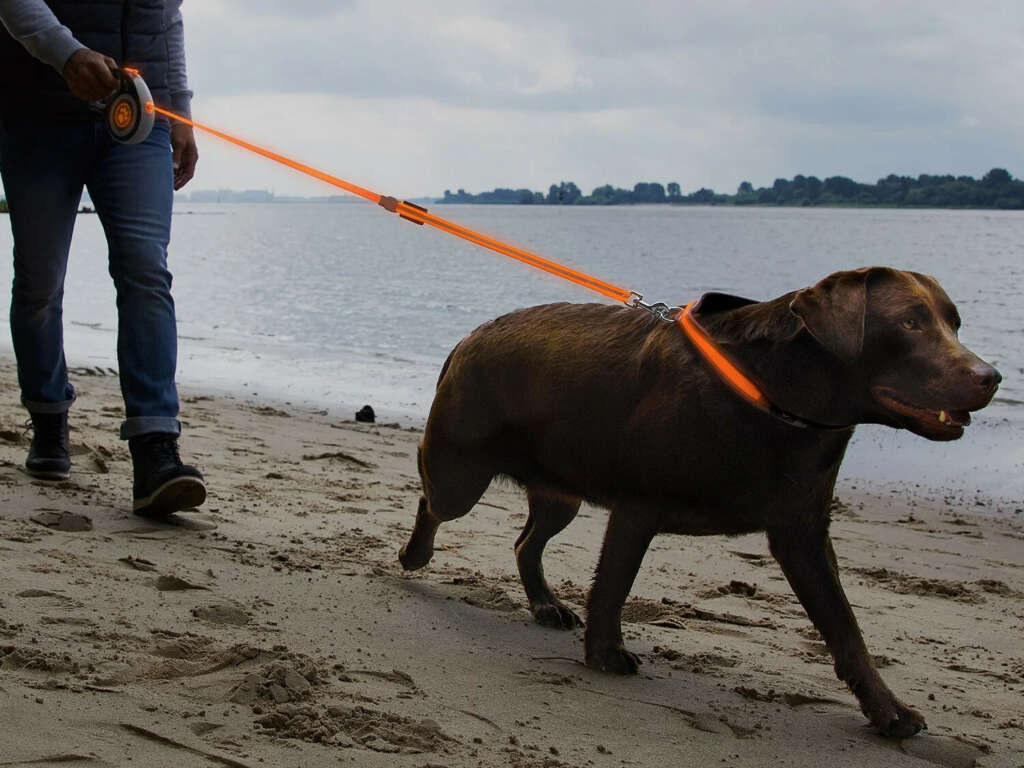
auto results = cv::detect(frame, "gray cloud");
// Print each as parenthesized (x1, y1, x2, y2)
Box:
(215, 0, 352, 18)
(173, 0, 1023, 195)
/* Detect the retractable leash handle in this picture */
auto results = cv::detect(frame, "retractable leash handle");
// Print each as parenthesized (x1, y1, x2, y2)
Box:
(149, 102, 637, 303)
(90, 67, 155, 144)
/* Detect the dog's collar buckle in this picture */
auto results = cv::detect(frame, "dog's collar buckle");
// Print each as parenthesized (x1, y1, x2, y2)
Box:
(768, 405, 813, 430)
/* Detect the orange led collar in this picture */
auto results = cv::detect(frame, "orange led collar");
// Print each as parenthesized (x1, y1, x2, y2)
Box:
(677, 302, 770, 410)
(677, 302, 853, 431)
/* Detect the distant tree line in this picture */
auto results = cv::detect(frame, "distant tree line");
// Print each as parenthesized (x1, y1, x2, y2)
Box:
(438, 169, 1024, 209)
(440, 187, 545, 205)
(0, 197, 8, 213)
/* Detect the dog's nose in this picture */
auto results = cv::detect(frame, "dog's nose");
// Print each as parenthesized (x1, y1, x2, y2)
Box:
(973, 363, 1001, 392)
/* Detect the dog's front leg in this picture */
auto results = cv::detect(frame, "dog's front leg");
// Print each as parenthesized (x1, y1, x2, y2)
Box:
(767, 522, 926, 738)
(585, 508, 658, 674)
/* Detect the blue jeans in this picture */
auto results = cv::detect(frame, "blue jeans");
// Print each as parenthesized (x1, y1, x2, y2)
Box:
(0, 117, 180, 439)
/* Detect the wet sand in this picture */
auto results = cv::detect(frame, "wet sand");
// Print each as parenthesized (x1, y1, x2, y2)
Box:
(1, 356, 1022, 767)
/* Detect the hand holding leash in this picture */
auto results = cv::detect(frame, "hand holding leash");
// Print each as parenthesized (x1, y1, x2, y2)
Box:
(62, 49, 119, 102)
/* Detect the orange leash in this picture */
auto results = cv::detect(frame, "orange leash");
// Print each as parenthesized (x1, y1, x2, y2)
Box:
(149, 104, 632, 303)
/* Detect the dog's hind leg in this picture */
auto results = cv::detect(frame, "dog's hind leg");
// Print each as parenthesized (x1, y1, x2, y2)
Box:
(515, 490, 583, 629)
(399, 440, 494, 571)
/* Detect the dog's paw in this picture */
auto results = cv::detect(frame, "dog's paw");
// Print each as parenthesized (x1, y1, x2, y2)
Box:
(532, 600, 583, 630)
(586, 646, 641, 675)
(397, 542, 432, 571)
(863, 695, 927, 738)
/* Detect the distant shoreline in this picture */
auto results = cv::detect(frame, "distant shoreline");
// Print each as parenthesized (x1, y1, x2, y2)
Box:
(157, 167, 1024, 210)
(7, 168, 1024, 212)
(4, 202, 1022, 215)
(159, 200, 1023, 212)
(435, 168, 1024, 210)
(431, 200, 1024, 211)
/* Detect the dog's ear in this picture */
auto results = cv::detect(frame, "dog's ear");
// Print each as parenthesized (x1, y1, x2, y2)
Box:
(789, 269, 870, 361)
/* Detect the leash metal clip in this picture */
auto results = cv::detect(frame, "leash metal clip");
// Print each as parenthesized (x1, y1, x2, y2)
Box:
(627, 292, 682, 324)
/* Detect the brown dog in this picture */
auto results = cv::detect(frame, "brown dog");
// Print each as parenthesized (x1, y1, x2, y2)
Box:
(398, 267, 1000, 738)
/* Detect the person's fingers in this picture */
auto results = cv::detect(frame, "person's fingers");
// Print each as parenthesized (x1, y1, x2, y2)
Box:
(93, 59, 120, 92)
(173, 138, 198, 190)
(174, 151, 197, 190)
(77, 68, 114, 100)
(82, 77, 109, 101)
(99, 61, 120, 89)
(63, 50, 123, 101)
(172, 136, 184, 168)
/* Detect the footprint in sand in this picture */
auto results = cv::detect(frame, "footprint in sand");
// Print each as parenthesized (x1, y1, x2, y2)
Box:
(191, 603, 251, 626)
(29, 510, 92, 532)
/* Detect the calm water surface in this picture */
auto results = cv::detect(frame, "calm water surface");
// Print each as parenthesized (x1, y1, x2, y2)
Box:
(1, 203, 1021, 502)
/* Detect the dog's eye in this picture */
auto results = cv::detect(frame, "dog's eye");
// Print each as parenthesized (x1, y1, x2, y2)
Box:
(902, 319, 919, 331)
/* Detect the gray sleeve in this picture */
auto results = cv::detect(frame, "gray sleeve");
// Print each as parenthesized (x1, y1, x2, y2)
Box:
(164, 0, 193, 118)
(0, 0, 84, 72)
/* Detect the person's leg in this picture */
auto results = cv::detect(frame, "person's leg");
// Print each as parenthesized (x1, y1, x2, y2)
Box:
(87, 121, 180, 435)
(86, 120, 204, 515)
(0, 118, 93, 478)
(0, 119, 91, 410)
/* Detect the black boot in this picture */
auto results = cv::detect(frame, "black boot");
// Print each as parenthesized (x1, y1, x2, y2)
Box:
(26, 411, 71, 480)
(129, 433, 206, 517)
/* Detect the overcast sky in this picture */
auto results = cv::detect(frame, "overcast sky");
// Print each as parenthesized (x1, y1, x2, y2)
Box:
(176, 0, 1023, 197)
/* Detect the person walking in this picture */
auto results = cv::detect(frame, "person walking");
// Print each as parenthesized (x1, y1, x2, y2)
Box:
(0, 0, 205, 517)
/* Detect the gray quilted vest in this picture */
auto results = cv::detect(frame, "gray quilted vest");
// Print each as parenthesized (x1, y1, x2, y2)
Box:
(0, 0, 171, 120)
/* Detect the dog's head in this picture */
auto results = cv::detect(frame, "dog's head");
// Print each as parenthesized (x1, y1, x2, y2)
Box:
(790, 267, 1001, 440)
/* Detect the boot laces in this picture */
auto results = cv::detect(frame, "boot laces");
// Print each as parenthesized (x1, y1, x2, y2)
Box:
(152, 435, 184, 467)
(24, 416, 64, 442)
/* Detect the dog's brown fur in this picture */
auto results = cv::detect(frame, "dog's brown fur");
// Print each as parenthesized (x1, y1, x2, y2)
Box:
(399, 267, 1000, 738)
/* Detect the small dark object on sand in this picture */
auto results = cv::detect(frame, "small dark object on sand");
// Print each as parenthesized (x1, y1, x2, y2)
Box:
(355, 405, 376, 423)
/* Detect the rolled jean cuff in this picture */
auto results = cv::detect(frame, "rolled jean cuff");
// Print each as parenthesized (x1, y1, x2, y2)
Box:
(22, 395, 76, 415)
(120, 417, 181, 440)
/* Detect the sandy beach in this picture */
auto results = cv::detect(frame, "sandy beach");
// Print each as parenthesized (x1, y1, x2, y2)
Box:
(1, 354, 1022, 767)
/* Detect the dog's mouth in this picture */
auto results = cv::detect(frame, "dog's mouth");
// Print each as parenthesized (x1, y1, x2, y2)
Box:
(871, 386, 972, 436)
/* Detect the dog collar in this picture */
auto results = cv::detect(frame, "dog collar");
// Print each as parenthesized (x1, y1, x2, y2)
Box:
(677, 302, 853, 431)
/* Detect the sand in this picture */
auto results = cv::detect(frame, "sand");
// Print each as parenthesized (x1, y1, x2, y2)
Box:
(1, 355, 1022, 767)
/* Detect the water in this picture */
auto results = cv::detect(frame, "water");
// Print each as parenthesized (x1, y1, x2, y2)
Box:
(1, 203, 1021, 504)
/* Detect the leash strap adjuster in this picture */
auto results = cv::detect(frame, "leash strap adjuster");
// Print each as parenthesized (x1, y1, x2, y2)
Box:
(399, 200, 428, 225)
(379, 196, 427, 225)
